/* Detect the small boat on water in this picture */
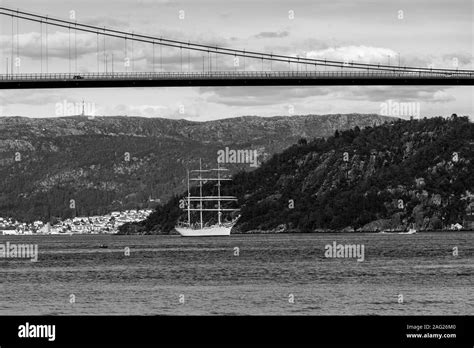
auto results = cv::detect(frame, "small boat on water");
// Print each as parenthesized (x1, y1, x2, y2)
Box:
(399, 227, 417, 235)
(379, 227, 417, 234)
(175, 160, 240, 237)
(98, 244, 108, 249)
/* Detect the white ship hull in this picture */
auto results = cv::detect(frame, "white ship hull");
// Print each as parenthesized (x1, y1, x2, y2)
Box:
(175, 225, 232, 237)
(399, 229, 417, 235)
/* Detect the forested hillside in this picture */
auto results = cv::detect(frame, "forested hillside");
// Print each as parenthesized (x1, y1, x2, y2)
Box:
(126, 115, 473, 234)
(0, 113, 392, 222)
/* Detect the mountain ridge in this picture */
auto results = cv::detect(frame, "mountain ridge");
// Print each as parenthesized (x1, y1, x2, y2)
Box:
(0, 113, 397, 222)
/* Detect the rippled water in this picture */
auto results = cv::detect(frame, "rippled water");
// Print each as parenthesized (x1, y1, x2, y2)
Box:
(0, 233, 472, 315)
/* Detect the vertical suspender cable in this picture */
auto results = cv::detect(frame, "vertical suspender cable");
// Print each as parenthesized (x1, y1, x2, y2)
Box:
(74, 23, 77, 73)
(97, 32, 100, 72)
(45, 17, 48, 73)
(16, 15, 19, 73)
(103, 28, 106, 73)
(124, 36, 127, 72)
(68, 26, 71, 74)
(40, 21, 43, 73)
(11, 14, 14, 75)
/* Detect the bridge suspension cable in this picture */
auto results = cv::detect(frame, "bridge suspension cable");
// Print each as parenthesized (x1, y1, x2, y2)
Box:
(1, 6, 473, 75)
(0, 7, 376, 72)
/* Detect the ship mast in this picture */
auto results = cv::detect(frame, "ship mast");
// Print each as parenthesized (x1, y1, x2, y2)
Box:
(187, 169, 191, 226)
(217, 162, 221, 226)
(185, 163, 239, 229)
(199, 158, 203, 229)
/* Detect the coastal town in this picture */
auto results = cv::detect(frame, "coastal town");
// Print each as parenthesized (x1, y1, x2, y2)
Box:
(0, 209, 153, 235)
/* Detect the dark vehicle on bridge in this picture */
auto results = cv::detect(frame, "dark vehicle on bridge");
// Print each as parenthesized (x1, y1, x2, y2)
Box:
(73, 75, 84, 79)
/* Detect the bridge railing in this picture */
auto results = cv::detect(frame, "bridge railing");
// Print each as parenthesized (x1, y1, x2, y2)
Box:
(0, 70, 473, 81)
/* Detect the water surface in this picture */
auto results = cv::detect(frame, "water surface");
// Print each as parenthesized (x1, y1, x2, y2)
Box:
(0, 233, 472, 315)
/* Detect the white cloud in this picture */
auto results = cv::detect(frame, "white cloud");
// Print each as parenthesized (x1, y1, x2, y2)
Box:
(306, 45, 397, 65)
(428, 90, 455, 103)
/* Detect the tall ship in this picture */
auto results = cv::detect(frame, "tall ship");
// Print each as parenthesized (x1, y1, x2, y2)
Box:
(175, 160, 240, 237)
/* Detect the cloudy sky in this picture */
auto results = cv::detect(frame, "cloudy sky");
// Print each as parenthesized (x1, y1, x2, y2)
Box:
(0, 0, 473, 120)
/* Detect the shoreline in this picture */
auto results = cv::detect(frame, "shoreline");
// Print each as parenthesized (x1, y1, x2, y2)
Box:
(2, 229, 471, 236)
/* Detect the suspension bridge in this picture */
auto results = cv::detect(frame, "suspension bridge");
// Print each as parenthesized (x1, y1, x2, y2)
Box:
(1, 7, 473, 89)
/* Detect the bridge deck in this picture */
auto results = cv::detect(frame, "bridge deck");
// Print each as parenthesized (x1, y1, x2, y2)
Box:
(1, 71, 473, 88)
